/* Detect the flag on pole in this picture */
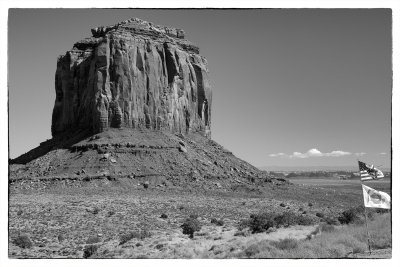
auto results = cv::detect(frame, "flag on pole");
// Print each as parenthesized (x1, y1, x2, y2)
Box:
(358, 160, 384, 181)
(362, 184, 391, 209)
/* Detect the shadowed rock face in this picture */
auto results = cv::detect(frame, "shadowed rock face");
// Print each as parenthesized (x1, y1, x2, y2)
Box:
(52, 18, 212, 138)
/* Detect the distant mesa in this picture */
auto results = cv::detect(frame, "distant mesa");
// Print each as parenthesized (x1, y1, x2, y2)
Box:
(52, 17, 212, 138)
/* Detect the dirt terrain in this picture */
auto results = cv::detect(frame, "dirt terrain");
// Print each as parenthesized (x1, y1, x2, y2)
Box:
(8, 129, 390, 259)
(9, 171, 374, 259)
(7, 186, 329, 258)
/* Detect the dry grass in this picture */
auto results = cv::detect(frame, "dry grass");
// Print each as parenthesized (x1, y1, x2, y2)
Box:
(231, 213, 391, 258)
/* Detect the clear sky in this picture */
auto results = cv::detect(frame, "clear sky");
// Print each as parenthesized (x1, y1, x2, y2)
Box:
(8, 9, 392, 168)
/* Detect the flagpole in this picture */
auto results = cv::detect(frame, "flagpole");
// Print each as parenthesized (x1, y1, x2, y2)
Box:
(362, 205, 372, 255)
(358, 159, 372, 255)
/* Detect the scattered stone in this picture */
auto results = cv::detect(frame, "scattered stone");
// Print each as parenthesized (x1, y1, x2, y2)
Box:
(179, 146, 187, 153)
(179, 140, 186, 147)
(101, 153, 110, 160)
(143, 181, 150, 189)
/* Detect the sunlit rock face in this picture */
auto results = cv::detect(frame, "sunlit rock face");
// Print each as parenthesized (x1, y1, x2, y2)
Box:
(52, 18, 212, 138)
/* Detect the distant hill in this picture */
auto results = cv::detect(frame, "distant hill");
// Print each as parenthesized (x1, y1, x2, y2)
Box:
(259, 165, 391, 172)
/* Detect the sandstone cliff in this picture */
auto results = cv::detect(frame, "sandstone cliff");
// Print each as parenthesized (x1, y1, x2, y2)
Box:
(52, 18, 212, 138)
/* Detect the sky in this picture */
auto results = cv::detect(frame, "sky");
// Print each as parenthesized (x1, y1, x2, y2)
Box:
(8, 9, 392, 168)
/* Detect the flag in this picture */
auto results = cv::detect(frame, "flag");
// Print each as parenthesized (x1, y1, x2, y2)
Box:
(362, 184, 391, 209)
(358, 161, 384, 181)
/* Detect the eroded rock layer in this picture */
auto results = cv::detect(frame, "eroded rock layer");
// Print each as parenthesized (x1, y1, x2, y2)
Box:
(52, 18, 212, 138)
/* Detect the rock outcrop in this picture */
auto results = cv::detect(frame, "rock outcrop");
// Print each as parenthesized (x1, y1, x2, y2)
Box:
(52, 18, 212, 138)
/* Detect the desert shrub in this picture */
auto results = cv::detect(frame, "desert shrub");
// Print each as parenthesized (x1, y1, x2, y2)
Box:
(13, 234, 33, 249)
(308, 202, 313, 207)
(296, 214, 315, 226)
(155, 244, 164, 250)
(271, 238, 298, 250)
(210, 218, 224, 226)
(91, 207, 100, 215)
(83, 244, 98, 258)
(160, 213, 168, 219)
(247, 212, 276, 233)
(57, 234, 65, 242)
(279, 203, 286, 207)
(181, 217, 201, 238)
(324, 216, 339, 225)
(106, 210, 115, 217)
(275, 211, 314, 227)
(241, 211, 315, 234)
(338, 206, 364, 225)
(274, 212, 296, 227)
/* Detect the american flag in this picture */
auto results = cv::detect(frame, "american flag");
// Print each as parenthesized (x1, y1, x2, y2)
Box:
(358, 160, 384, 181)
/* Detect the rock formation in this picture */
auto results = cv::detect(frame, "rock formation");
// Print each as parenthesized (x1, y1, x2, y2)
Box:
(10, 17, 282, 193)
(52, 18, 212, 138)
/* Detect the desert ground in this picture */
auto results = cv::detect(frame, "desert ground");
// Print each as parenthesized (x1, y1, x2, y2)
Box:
(8, 176, 391, 258)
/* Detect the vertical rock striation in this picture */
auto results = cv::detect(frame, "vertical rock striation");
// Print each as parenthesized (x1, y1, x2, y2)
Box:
(52, 18, 212, 138)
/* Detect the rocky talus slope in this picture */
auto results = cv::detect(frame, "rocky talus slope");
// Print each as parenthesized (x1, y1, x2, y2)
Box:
(10, 129, 284, 192)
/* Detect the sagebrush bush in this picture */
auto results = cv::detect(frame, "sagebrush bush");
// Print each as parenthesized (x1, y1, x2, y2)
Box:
(83, 244, 98, 258)
(247, 212, 276, 233)
(338, 206, 364, 225)
(296, 214, 315, 226)
(13, 234, 33, 249)
(181, 217, 201, 238)
(240, 211, 315, 234)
